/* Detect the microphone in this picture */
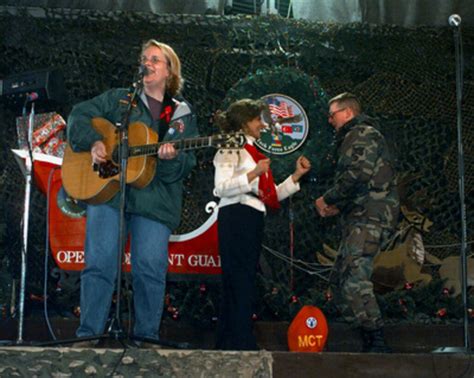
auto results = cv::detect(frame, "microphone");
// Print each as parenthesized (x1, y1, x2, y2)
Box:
(448, 14, 461, 27)
(22, 92, 39, 117)
(25, 92, 39, 102)
(138, 64, 149, 77)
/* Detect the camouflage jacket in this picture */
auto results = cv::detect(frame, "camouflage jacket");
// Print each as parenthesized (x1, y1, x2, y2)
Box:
(323, 114, 399, 229)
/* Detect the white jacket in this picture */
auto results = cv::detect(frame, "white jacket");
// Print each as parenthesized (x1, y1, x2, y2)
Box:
(213, 136, 300, 213)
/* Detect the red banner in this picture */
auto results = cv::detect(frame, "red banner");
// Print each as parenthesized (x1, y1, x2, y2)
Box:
(13, 150, 222, 277)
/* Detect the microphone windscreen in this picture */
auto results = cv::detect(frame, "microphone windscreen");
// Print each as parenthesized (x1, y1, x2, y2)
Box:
(28, 92, 39, 101)
(448, 14, 461, 27)
(139, 64, 149, 76)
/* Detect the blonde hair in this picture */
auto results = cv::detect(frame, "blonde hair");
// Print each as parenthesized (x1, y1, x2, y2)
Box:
(141, 39, 183, 96)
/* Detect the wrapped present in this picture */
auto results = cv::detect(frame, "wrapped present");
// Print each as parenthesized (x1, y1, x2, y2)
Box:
(42, 136, 66, 157)
(16, 112, 67, 158)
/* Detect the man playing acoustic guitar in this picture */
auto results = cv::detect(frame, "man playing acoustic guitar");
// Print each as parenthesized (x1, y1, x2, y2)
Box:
(67, 40, 197, 347)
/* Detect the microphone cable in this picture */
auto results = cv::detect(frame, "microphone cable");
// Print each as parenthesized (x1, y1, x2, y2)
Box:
(43, 166, 60, 341)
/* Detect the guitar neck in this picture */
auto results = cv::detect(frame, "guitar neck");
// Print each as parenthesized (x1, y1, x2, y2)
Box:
(129, 136, 214, 157)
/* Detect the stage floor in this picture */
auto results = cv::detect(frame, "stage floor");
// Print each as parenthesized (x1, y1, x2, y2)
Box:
(1, 317, 472, 352)
(1, 318, 473, 377)
(0, 346, 472, 377)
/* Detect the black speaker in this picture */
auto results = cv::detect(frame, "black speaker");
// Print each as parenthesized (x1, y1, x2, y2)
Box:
(0, 68, 67, 111)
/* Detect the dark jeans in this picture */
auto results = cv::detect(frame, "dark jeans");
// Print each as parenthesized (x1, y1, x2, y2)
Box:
(216, 204, 264, 350)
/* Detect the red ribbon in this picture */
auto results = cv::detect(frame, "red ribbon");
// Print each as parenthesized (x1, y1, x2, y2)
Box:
(160, 105, 173, 123)
(244, 143, 280, 210)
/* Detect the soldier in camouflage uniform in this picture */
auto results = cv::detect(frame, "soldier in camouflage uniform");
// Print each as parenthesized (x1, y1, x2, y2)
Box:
(315, 92, 399, 353)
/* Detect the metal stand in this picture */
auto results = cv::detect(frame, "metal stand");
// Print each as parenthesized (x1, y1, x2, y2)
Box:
(17, 101, 36, 344)
(106, 79, 142, 341)
(0, 97, 38, 346)
(289, 197, 295, 292)
(433, 14, 470, 354)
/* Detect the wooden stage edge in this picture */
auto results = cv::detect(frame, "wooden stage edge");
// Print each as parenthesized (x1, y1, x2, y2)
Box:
(1, 318, 474, 377)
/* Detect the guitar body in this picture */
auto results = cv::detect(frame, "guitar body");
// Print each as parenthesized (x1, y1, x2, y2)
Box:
(62, 118, 158, 204)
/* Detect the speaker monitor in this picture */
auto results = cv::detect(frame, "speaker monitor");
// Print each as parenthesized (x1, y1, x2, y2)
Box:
(0, 68, 67, 111)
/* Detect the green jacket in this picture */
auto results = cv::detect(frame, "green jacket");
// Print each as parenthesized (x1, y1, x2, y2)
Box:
(67, 88, 198, 231)
(323, 114, 399, 229)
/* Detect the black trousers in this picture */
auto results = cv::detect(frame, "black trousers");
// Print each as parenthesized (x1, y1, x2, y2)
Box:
(215, 204, 264, 350)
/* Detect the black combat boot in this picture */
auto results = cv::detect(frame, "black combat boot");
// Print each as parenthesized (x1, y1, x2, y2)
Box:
(361, 328, 392, 353)
(360, 328, 372, 352)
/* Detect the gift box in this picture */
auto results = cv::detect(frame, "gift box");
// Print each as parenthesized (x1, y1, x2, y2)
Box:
(16, 112, 67, 158)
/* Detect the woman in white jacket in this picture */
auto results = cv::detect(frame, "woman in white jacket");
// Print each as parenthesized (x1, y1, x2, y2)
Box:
(213, 98, 311, 350)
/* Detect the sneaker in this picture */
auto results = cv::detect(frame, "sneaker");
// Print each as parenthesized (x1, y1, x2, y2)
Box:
(129, 338, 162, 349)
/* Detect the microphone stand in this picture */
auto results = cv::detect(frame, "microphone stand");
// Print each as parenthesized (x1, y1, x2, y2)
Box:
(104, 73, 190, 349)
(433, 16, 470, 354)
(16, 99, 36, 344)
(1, 96, 39, 346)
(454, 20, 471, 355)
(106, 74, 144, 341)
(289, 197, 295, 292)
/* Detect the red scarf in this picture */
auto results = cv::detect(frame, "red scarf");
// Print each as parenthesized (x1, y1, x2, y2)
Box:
(244, 143, 280, 210)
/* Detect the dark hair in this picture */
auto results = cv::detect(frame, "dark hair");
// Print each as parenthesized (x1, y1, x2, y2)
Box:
(328, 92, 362, 115)
(214, 99, 266, 133)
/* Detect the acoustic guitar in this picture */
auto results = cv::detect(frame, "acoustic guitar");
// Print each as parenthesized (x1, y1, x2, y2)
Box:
(61, 117, 245, 204)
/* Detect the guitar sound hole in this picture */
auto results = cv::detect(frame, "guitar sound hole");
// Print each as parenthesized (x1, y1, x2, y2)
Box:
(95, 161, 120, 179)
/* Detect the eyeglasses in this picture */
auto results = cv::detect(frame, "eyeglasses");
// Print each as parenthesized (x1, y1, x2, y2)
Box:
(328, 107, 347, 118)
(140, 55, 166, 65)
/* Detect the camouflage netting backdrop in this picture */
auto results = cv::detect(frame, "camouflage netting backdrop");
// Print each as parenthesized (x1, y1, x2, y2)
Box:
(0, 9, 473, 324)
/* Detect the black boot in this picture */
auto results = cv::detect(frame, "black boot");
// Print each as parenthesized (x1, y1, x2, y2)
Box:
(360, 328, 372, 352)
(361, 328, 392, 353)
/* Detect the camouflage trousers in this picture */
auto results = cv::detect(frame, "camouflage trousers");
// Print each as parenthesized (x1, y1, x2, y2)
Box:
(330, 223, 392, 331)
